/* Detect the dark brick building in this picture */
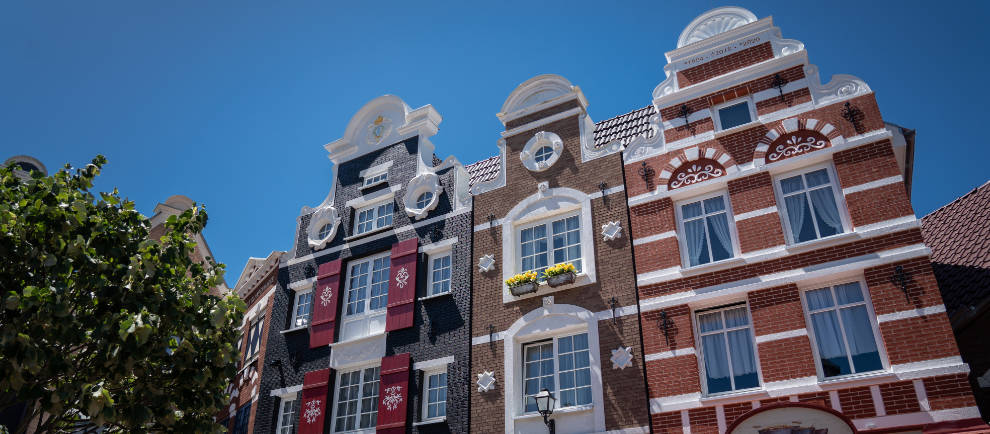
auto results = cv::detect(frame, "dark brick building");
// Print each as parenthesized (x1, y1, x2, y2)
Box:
(254, 95, 474, 434)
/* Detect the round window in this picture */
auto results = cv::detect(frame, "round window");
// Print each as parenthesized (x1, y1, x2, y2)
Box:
(533, 145, 554, 163)
(318, 223, 333, 240)
(416, 192, 434, 210)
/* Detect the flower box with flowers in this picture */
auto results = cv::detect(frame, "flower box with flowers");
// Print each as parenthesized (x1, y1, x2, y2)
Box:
(506, 271, 539, 296)
(544, 263, 577, 287)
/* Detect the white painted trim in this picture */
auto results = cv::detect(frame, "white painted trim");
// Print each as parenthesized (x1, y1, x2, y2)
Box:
(851, 407, 982, 431)
(589, 185, 626, 199)
(344, 184, 401, 210)
(472, 186, 624, 232)
(633, 231, 677, 246)
(752, 78, 809, 103)
(358, 160, 393, 178)
(288, 276, 316, 291)
(269, 383, 303, 398)
(680, 410, 691, 433)
(829, 390, 841, 412)
(754, 328, 807, 344)
(472, 303, 639, 345)
(648, 392, 703, 414)
(604, 426, 650, 434)
(419, 237, 457, 254)
(734, 206, 778, 221)
(913, 379, 929, 411)
(413, 355, 455, 371)
(877, 305, 947, 323)
(645, 347, 696, 361)
(842, 175, 904, 195)
(327, 333, 386, 370)
(870, 385, 886, 416)
(716, 405, 727, 433)
(890, 356, 969, 379)
(853, 215, 918, 234)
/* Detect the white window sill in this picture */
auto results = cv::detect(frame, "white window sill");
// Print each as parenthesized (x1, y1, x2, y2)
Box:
(818, 369, 895, 389)
(280, 325, 308, 335)
(238, 355, 259, 374)
(418, 291, 452, 301)
(329, 330, 387, 348)
(784, 231, 857, 254)
(679, 256, 746, 276)
(700, 387, 769, 404)
(503, 272, 594, 304)
(344, 225, 394, 242)
(513, 404, 593, 421)
(360, 180, 387, 190)
(713, 120, 760, 138)
(413, 417, 447, 426)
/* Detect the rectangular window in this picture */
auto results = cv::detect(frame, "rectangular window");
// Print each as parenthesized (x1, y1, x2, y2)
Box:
(423, 370, 447, 421)
(276, 393, 301, 434)
(678, 193, 735, 267)
(804, 282, 883, 378)
(696, 305, 759, 394)
(354, 201, 394, 235)
(291, 290, 314, 328)
(244, 316, 264, 361)
(232, 402, 252, 434)
(333, 366, 380, 433)
(522, 333, 591, 413)
(777, 167, 845, 244)
(428, 254, 452, 296)
(520, 214, 581, 276)
(715, 100, 753, 130)
(340, 252, 390, 341)
(363, 172, 388, 187)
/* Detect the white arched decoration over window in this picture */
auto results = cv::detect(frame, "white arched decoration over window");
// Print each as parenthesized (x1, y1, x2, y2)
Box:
(503, 304, 605, 434)
(500, 187, 598, 303)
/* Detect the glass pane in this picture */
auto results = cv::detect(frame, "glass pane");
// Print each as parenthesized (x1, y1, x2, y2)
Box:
(559, 335, 573, 353)
(559, 353, 573, 371)
(804, 169, 831, 187)
(780, 175, 805, 194)
(809, 187, 842, 238)
(707, 215, 733, 262)
(840, 305, 883, 373)
(698, 311, 723, 333)
(684, 219, 711, 266)
(718, 102, 752, 129)
(834, 282, 864, 305)
(784, 194, 818, 242)
(702, 334, 731, 394)
(574, 333, 588, 350)
(723, 307, 749, 328)
(682, 201, 703, 219)
(703, 196, 725, 213)
(810, 311, 851, 377)
(728, 329, 759, 390)
(806, 288, 835, 310)
(559, 371, 575, 389)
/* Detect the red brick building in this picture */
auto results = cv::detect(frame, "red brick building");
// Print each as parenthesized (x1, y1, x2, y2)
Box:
(622, 7, 985, 433)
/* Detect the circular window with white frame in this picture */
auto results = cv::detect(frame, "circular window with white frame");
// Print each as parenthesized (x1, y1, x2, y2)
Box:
(307, 205, 341, 250)
(404, 172, 442, 220)
(520, 131, 564, 172)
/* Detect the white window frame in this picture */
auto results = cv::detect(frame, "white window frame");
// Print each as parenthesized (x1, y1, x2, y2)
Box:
(516, 211, 583, 277)
(520, 332, 594, 414)
(420, 367, 448, 423)
(352, 200, 394, 236)
(359, 161, 392, 189)
(674, 190, 739, 269)
(772, 162, 850, 246)
(426, 251, 452, 297)
(712, 97, 757, 131)
(291, 289, 314, 328)
(799, 278, 888, 381)
(692, 302, 763, 396)
(338, 251, 391, 342)
(275, 392, 301, 434)
(330, 364, 381, 434)
(244, 316, 264, 362)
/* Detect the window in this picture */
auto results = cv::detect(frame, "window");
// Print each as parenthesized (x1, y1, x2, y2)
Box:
(354, 201, 394, 235)
(232, 402, 252, 434)
(804, 282, 883, 378)
(715, 100, 753, 130)
(533, 146, 554, 163)
(777, 167, 844, 244)
(363, 171, 388, 187)
(291, 290, 314, 328)
(319, 223, 334, 240)
(422, 370, 447, 421)
(522, 333, 592, 413)
(416, 192, 433, 210)
(244, 316, 264, 361)
(340, 253, 390, 341)
(696, 305, 759, 394)
(333, 366, 380, 432)
(520, 214, 581, 276)
(276, 393, 301, 434)
(677, 193, 735, 267)
(428, 254, 452, 296)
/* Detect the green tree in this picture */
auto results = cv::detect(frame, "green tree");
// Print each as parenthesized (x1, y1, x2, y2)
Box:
(0, 156, 244, 433)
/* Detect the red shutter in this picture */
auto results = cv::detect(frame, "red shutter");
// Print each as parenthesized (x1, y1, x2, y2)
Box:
(310, 259, 342, 348)
(376, 353, 411, 433)
(385, 239, 418, 331)
(298, 369, 330, 434)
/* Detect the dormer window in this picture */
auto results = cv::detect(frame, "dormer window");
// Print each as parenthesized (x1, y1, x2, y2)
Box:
(364, 172, 388, 188)
(360, 161, 393, 189)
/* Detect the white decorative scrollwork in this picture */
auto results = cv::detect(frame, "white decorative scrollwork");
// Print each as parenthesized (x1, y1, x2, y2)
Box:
(320, 286, 333, 307)
(403, 172, 442, 220)
(395, 267, 409, 288)
(669, 163, 725, 189)
(601, 221, 622, 241)
(677, 7, 758, 48)
(479, 254, 495, 273)
(477, 371, 496, 392)
(382, 385, 403, 411)
(303, 399, 322, 424)
(610, 346, 633, 370)
(767, 134, 828, 162)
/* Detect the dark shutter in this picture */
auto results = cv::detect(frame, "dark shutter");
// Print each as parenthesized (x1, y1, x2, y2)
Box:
(376, 353, 411, 432)
(309, 259, 342, 348)
(297, 369, 330, 434)
(385, 239, 418, 331)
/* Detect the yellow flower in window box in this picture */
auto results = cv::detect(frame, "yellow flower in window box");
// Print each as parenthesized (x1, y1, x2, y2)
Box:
(506, 271, 539, 296)
(544, 263, 577, 287)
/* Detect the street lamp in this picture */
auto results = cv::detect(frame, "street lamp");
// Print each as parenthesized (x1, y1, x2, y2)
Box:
(535, 388, 556, 434)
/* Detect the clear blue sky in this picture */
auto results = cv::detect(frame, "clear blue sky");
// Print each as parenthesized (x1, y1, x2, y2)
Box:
(2, 1, 987, 283)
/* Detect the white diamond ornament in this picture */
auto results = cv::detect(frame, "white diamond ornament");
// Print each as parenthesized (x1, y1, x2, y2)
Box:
(477, 371, 496, 392)
(479, 254, 495, 273)
(610, 346, 633, 370)
(602, 221, 622, 241)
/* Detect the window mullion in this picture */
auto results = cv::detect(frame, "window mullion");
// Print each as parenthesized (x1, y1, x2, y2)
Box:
(552, 337, 560, 398)
(721, 311, 736, 391)
(830, 286, 857, 373)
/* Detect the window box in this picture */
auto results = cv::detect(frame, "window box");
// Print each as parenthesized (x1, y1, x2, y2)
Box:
(509, 281, 538, 297)
(547, 271, 576, 287)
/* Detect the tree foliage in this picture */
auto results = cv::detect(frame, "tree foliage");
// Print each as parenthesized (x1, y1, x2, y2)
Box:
(0, 156, 244, 433)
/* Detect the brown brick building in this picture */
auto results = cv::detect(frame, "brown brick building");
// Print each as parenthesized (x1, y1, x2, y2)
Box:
(622, 7, 985, 433)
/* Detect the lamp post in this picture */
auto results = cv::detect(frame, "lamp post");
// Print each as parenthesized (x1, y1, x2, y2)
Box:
(535, 388, 556, 434)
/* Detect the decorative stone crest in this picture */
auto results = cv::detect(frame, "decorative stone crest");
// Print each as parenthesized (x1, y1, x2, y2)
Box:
(382, 385, 403, 411)
(601, 221, 622, 241)
(767, 131, 830, 162)
(479, 254, 495, 273)
(303, 399, 322, 424)
(395, 267, 410, 288)
(669, 159, 726, 190)
(610, 346, 633, 370)
(477, 371, 496, 392)
(366, 115, 392, 145)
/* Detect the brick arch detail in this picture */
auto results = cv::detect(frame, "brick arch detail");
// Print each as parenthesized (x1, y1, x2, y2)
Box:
(657, 145, 739, 192)
(753, 118, 845, 166)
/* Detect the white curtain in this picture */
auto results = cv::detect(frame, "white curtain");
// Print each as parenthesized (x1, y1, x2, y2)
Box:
(784, 195, 807, 241)
(684, 219, 707, 266)
(840, 306, 878, 358)
(810, 311, 846, 360)
(809, 187, 842, 233)
(701, 334, 729, 383)
(723, 308, 756, 379)
(707, 214, 734, 259)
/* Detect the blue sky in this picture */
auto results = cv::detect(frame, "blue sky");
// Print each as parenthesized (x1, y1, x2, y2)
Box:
(2, 1, 988, 283)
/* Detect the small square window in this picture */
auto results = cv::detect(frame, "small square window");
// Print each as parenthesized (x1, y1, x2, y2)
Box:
(428, 254, 452, 296)
(716, 100, 753, 130)
(422, 370, 447, 421)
